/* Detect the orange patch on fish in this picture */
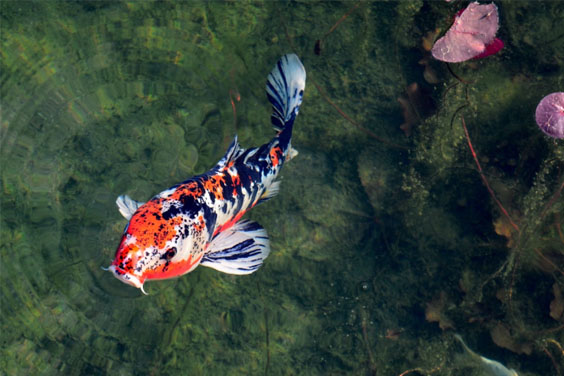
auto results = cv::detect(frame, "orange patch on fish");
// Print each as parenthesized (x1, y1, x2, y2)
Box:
(128, 200, 183, 249)
(170, 181, 204, 200)
(230, 172, 240, 196)
(203, 175, 226, 200)
(142, 254, 203, 280)
(193, 215, 206, 232)
(269, 146, 282, 167)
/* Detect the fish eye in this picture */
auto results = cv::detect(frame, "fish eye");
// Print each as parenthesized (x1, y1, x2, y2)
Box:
(163, 247, 177, 260)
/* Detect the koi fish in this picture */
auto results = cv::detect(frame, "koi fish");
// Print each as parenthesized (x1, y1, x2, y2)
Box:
(454, 334, 519, 376)
(105, 54, 306, 294)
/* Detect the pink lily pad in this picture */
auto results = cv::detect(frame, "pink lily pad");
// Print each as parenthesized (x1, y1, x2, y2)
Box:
(473, 37, 504, 60)
(432, 2, 502, 63)
(535, 92, 564, 139)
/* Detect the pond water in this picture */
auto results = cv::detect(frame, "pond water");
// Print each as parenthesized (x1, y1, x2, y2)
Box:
(1, 1, 563, 375)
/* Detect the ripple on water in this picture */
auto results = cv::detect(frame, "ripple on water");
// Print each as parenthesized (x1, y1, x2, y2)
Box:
(1, 2, 237, 373)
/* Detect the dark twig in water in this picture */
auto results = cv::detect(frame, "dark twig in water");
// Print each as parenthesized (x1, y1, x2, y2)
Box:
(441, 81, 469, 122)
(478, 259, 508, 301)
(449, 104, 468, 129)
(446, 62, 474, 84)
(312, 80, 408, 150)
(461, 116, 519, 231)
(541, 345, 562, 376)
(534, 248, 564, 277)
(442, 82, 459, 104)
(314, 2, 360, 55)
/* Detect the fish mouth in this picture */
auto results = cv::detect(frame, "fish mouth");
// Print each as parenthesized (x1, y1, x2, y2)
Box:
(106, 265, 148, 295)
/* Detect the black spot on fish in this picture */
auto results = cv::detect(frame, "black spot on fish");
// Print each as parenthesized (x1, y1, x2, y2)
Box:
(162, 205, 181, 220)
(208, 192, 216, 203)
(221, 174, 235, 200)
(162, 247, 177, 261)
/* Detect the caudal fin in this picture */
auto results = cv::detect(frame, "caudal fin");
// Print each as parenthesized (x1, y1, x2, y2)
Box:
(266, 54, 306, 131)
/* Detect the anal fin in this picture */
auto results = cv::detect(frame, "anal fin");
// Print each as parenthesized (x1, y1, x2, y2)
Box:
(201, 220, 270, 275)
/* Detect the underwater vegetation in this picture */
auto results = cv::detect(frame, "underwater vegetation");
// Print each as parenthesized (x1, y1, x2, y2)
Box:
(1, 1, 563, 375)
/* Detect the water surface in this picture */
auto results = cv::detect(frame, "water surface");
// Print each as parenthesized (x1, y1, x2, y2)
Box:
(1, 1, 563, 375)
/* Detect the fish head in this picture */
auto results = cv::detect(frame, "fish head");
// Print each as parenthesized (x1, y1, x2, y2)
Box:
(107, 200, 205, 293)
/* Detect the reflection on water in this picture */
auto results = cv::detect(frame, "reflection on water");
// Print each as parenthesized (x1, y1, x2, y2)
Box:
(1, 1, 562, 375)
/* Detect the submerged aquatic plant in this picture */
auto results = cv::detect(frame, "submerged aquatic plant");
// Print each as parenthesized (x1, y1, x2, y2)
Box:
(401, 2, 564, 372)
(429, 79, 564, 376)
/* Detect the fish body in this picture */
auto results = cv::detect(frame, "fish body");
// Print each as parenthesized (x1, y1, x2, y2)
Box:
(454, 334, 519, 376)
(106, 54, 306, 293)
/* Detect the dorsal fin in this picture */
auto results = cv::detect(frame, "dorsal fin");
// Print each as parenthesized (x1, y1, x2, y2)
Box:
(215, 135, 244, 170)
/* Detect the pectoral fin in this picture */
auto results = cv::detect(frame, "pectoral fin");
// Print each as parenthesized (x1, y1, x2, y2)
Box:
(201, 220, 270, 275)
(116, 195, 144, 220)
(256, 181, 280, 205)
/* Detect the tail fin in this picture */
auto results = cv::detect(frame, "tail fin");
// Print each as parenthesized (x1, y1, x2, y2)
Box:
(266, 54, 306, 131)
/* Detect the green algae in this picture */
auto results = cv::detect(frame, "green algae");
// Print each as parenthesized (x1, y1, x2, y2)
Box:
(1, 1, 563, 375)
